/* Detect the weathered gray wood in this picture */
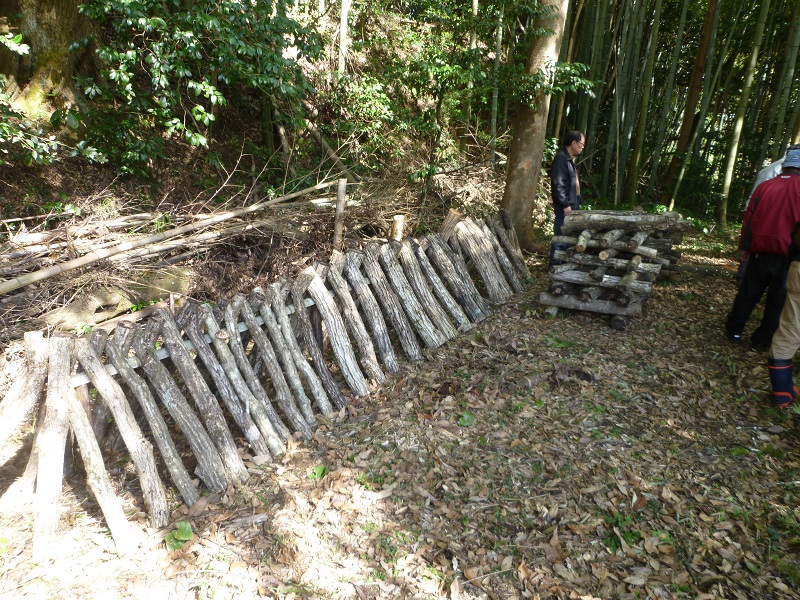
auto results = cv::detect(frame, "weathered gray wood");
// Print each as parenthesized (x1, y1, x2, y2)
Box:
(551, 270, 654, 294)
(589, 265, 608, 282)
(627, 231, 649, 251)
(575, 229, 592, 253)
(454, 219, 513, 302)
(580, 286, 606, 303)
(324, 252, 385, 382)
(562, 211, 691, 234)
(359, 248, 424, 361)
(616, 290, 647, 308)
(549, 263, 576, 275)
(599, 229, 626, 248)
(177, 303, 271, 458)
(375, 243, 448, 349)
(0, 331, 48, 468)
(231, 296, 313, 439)
(86, 329, 112, 444)
(626, 254, 643, 272)
(617, 271, 640, 291)
(598, 248, 621, 261)
(249, 289, 320, 422)
(158, 308, 248, 483)
(395, 241, 458, 340)
(342, 252, 400, 373)
(479, 221, 525, 293)
(133, 316, 229, 493)
(552, 236, 659, 259)
(553, 250, 661, 275)
(265, 283, 334, 417)
(410, 240, 473, 333)
(105, 322, 200, 506)
(295, 268, 370, 396)
(66, 386, 136, 554)
(487, 215, 530, 279)
(74, 337, 169, 528)
(424, 235, 488, 322)
(289, 279, 348, 410)
(32, 335, 73, 559)
(539, 292, 643, 316)
(199, 304, 287, 455)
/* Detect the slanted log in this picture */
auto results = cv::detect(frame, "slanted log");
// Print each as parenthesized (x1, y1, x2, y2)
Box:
(86, 330, 111, 444)
(551, 270, 654, 294)
(375, 242, 448, 349)
(428, 235, 489, 314)
(411, 239, 473, 332)
(626, 254, 643, 272)
(324, 252, 385, 382)
(360, 248, 424, 361)
(246, 291, 318, 425)
(590, 265, 608, 282)
(580, 286, 606, 303)
(74, 337, 169, 528)
(176, 303, 271, 458)
(539, 292, 643, 316)
(562, 211, 691, 234)
(105, 323, 200, 506)
(395, 241, 458, 340)
(552, 236, 659, 259)
(157, 308, 248, 483)
(294, 268, 370, 396)
(199, 304, 287, 455)
(424, 235, 488, 322)
(265, 284, 334, 416)
(598, 248, 620, 261)
(66, 385, 136, 554)
(232, 296, 314, 438)
(342, 252, 400, 373)
(32, 335, 73, 559)
(0, 331, 48, 468)
(599, 229, 626, 248)
(454, 219, 513, 302)
(575, 229, 592, 253)
(627, 231, 649, 251)
(289, 280, 348, 410)
(133, 316, 229, 493)
(486, 215, 530, 279)
(479, 220, 525, 293)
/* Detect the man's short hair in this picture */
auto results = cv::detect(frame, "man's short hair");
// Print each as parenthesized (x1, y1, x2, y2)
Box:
(563, 130, 584, 148)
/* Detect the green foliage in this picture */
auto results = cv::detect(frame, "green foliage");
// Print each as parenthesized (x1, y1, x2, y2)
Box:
(309, 464, 329, 481)
(75, 0, 320, 174)
(164, 520, 194, 550)
(457, 411, 475, 427)
(602, 513, 643, 553)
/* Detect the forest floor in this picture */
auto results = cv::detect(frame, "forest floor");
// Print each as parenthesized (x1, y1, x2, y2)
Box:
(1, 233, 799, 600)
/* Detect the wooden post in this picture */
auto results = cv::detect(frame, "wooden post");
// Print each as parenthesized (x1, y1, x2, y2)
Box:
(333, 178, 347, 249)
(390, 215, 405, 241)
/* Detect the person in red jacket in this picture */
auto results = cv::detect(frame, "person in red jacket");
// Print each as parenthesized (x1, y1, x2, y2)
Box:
(725, 146, 800, 352)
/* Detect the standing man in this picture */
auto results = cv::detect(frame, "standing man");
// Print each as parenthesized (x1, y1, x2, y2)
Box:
(549, 130, 585, 266)
(725, 146, 800, 352)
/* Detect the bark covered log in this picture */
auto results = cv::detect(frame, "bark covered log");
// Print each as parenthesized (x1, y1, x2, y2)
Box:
(562, 211, 691, 234)
(411, 240, 473, 333)
(479, 220, 525, 293)
(487, 215, 530, 279)
(424, 235, 488, 323)
(453, 219, 513, 302)
(539, 292, 643, 316)
(551, 270, 654, 294)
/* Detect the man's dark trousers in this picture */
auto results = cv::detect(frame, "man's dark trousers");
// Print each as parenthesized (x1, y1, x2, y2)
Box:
(725, 252, 788, 347)
(549, 205, 567, 266)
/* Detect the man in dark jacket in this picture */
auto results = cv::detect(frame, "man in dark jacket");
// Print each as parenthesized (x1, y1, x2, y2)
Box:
(726, 146, 800, 352)
(549, 130, 585, 266)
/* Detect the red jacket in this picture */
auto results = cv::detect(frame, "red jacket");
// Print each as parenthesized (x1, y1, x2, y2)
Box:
(740, 173, 800, 256)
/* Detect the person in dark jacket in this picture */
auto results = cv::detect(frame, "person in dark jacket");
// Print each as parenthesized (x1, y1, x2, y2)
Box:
(726, 146, 800, 352)
(549, 130, 585, 266)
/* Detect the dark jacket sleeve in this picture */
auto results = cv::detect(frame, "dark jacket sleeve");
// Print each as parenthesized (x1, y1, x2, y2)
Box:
(550, 150, 573, 209)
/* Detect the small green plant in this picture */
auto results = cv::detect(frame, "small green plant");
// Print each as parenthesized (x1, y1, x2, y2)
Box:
(72, 322, 95, 336)
(730, 447, 750, 457)
(457, 411, 475, 427)
(602, 513, 642, 553)
(309, 464, 329, 481)
(165, 520, 194, 550)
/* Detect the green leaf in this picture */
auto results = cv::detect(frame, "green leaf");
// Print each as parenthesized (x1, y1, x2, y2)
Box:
(458, 411, 475, 427)
(66, 111, 81, 129)
(174, 520, 193, 541)
(309, 464, 329, 480)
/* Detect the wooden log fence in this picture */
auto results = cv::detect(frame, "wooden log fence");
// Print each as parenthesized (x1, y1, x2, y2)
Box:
(0, 210, 529, 553)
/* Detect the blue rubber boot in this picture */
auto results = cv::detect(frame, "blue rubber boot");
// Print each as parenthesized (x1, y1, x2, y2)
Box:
(767, 358, 798, 408)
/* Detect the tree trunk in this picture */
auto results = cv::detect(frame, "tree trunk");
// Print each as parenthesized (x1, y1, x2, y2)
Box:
(500, 0, 569, 252)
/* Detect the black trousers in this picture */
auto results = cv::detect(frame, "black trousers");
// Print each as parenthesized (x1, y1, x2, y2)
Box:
(725, 252, 788, 346)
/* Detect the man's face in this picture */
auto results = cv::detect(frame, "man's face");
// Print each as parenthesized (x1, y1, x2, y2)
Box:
(570, 136, 585, 156)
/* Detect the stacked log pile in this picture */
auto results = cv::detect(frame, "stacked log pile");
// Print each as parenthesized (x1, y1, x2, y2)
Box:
(539, 210, 691, 330)
(0, 210, 530, 558)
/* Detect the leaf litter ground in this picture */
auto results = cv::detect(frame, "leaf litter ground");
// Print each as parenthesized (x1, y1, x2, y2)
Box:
(2, 242, 800, 600)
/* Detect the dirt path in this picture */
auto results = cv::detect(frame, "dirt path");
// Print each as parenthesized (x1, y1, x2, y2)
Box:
(1, 252, 799, 600)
